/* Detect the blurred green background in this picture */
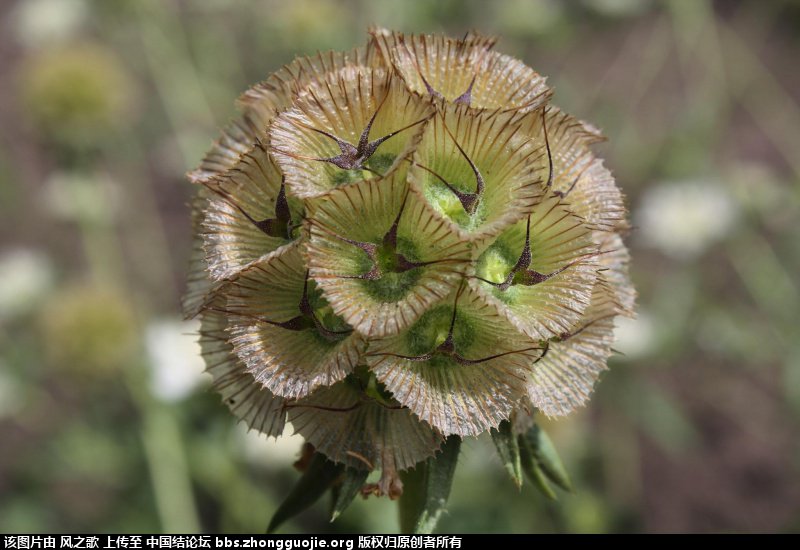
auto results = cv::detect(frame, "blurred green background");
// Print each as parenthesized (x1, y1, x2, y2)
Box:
(1, 0, 799, 534)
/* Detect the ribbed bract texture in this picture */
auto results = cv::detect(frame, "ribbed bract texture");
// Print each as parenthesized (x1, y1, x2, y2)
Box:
(184, 28, 634, 477)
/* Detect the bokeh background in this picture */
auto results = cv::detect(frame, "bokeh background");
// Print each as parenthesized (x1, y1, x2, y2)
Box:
(1, 0, 799, 534)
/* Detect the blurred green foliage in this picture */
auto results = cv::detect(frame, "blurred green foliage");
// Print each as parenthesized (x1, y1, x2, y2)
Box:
(1, 0, 799, 534)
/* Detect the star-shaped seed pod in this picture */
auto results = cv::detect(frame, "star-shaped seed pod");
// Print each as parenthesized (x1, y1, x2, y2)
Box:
(199, 297, 287, 437)
(525, 279, 623, 416)
(366, 282, 545, 437)
(305, 171, 472, 338)
(270, 67, 434, 199)
(184, 28, 635, 532)
(408, 105, 547, 239)
(370, 27, 552, 112)
(189, 47, 381, 184)
(516, 107, 628, 233)
(216, 243, 366, 400)
(237, 46, 381, 130)
(201, 141, 305, 281)
(287, 371, 443, 472)
(469, 193, 600, 341)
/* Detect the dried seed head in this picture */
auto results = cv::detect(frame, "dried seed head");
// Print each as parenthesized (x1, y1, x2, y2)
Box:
(185, 29, 634, 489)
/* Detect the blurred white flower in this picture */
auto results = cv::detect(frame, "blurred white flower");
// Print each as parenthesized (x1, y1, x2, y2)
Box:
(0, 249, 54, 321)
(237, 423, 306, 469)
(146, 319, 207, 402)
(613, 311, 656, 359)
(636, 180, 739, 260)
(12, 0, 88, 48)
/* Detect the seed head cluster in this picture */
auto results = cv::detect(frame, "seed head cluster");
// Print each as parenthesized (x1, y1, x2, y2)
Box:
(184, 28, 635, 492)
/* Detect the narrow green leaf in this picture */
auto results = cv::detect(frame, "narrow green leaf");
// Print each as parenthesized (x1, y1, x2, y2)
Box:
(490, 420, 523, 488)
(518, 432, 557, 500)
(330, 467, 369, 522)
(398, 435, 461, 534)
(329, 483, 341, 520)
(527, 425, 573, 492)
(398, 462, 425, 534)
(528, 460, 558, 501)
(267, 453, 344, 533)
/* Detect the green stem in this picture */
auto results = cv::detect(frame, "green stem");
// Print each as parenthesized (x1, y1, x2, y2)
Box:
(140, 402, 202, 533)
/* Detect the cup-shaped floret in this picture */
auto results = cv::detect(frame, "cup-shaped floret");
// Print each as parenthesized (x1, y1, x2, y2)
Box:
(199, 298, 287, 437)
(370, 28, 551, 112)
(188, 112, 264, 184)
(270, 66, 434, 199)
(596, 232, 636, 316)
(288, 373, 443, 471)
(305, 174, 472, 338)
(517, 108, 627, 233)
(366, 283, 544, 437)
(201, 141, 304, 281)
(237, 46, 380, 130)
(190, 48, 379, 184)
(470, 193, 599, 341)
(183, 190, 217, 319)
(218, 243, 365, 400)
(526, 279, 622, 416)
(408, 105, 546, 239)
